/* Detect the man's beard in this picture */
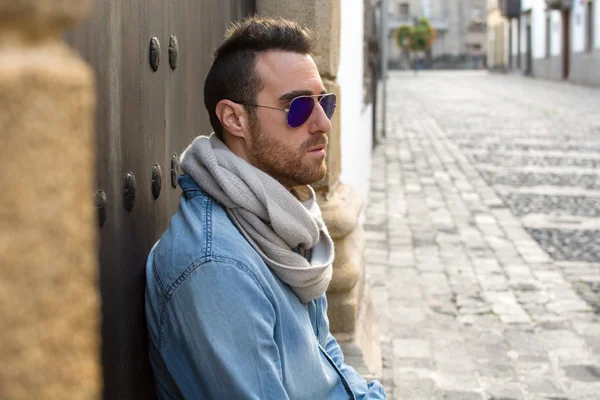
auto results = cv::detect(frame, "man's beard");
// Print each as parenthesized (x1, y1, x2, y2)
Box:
(247, 119, 327, 188)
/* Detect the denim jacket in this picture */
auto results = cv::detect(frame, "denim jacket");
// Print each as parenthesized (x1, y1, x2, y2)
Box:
(145, 174, 386, 400)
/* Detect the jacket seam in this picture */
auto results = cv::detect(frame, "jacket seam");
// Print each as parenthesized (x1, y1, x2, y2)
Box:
(315, 301, 321, 340)
(154, 264, 167, 294)
(157, 255, 271, 353)
(204, 195, 212, 257)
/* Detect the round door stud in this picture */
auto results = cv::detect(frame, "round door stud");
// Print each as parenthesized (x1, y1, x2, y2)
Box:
(95, 190, 107, 228)
(152, 164, 162, 199)
(124, 173, 137, 212)
(150, 37, 161, 72)
(169, 34, 179, 70)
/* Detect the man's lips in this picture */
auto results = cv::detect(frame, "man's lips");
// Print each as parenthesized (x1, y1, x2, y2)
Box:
(308, 145, 326, 152)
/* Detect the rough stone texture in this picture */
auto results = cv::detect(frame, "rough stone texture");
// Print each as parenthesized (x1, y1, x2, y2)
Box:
(327, 286, 359, 335)
(327, 225, 364, 295)
(256, 0, 340, 79)
(0, 1, 101, 399)
(339, 285, 383, 382)
(318, 183, 362, 240)
(367, 71, 600, 399)
(320, 184, 365, 332)
(0, 1, 90, 37)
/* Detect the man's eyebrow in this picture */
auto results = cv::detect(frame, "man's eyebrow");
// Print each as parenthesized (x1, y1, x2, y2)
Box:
(279, 89, 328, 102)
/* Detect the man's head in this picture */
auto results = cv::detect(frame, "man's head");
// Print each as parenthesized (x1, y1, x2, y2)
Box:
(204, 16, 335, 189)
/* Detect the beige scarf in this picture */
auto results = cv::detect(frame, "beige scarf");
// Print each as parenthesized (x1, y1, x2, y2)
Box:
(180, 134, 334, 302)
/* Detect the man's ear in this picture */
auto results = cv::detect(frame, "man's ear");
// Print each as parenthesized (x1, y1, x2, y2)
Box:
(215, 100, 251, 140)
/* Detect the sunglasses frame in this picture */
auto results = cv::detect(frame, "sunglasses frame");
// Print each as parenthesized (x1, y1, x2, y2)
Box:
(235, 93, 337, 129)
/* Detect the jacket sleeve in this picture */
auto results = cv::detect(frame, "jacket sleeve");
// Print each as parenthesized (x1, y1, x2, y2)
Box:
(322, 303, 387, 399)
(159, 259, 289, 400)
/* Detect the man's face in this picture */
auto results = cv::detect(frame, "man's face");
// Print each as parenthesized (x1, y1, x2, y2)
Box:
(246, 51, 332, 188)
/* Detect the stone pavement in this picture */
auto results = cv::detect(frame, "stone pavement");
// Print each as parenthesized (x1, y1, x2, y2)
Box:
(364, 71, 600, 399)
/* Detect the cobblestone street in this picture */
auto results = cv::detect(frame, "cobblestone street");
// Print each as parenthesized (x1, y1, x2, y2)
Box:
(365, 71, 600, 399)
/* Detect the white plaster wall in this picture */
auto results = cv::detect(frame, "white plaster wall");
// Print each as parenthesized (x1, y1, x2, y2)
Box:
(571, 1, 600, 52)
(338, 0, 372, 203)
(532, 0, 545, 59)
(519, 0, 533, 60)
(573, 0, 585, 52)
(551, 10, 561, 57)
(521, 0, 533, 11)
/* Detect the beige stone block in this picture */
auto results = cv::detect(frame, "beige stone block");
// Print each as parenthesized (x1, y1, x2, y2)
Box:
(337, 284, 382, 381)
(0, 1, 90, 37)
(326, 287, 359, 334)
(256, 0, 340, 78)
(318, 183, 363, 240)
(328, 226, 365, 294)
(0, 3, 100, 398)
(313, 79, 341, 192)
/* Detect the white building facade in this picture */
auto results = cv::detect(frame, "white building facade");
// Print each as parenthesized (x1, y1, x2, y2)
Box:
(509, 0, 600, 85)
(338, 0, 376, 201)
(387, 0, 488, 68)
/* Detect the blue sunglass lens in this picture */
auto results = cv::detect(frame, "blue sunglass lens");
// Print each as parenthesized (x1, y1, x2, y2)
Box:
(287, 94, 337, 128)
(320, 94, 336, 120)
(287, 97, 315, 128)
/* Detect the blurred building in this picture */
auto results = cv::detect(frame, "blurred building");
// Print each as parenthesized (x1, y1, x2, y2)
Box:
(490, 0, 599, 86)
(487, 0, 519, 71)
(521, 0, 598, 86)
(387, 0, 488, 69)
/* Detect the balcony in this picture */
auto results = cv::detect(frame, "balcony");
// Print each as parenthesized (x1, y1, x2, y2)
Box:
(499, 0, 521, 18)
(545, 0, 572, 9)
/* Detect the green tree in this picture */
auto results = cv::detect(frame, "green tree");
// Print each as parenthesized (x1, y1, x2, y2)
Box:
(395, 17, 436, 72)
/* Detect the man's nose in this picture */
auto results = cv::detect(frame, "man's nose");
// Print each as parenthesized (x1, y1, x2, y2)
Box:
(309, 101, 332, 135)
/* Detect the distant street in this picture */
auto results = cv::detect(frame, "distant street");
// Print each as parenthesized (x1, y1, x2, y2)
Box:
(365, 71, 600, 399)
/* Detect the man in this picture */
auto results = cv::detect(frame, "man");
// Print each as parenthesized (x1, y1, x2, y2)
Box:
(145, 16, 386, 400)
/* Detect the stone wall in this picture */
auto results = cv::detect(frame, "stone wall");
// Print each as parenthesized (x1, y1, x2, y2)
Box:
(0, 1, 101, 399)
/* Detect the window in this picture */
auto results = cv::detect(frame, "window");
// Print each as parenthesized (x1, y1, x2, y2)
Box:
(546, 14, 551, 58)
(399, 3, 409, 17)
(586, 1, 595, 52)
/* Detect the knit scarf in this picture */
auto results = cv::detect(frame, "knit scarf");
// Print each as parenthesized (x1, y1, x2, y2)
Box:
(180, 134, 334, 303)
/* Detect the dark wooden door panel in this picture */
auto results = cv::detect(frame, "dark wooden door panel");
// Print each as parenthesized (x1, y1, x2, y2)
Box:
(65, 1, 255, 398)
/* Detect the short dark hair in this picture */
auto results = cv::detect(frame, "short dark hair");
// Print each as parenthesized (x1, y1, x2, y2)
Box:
(204, 16, 316, 140)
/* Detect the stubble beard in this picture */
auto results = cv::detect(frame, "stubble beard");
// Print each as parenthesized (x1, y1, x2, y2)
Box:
(248, 119, 327, 188)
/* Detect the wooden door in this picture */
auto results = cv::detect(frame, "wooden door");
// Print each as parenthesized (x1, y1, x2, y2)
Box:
(65, 1, 255, 398)
(562, 9, 571, 79)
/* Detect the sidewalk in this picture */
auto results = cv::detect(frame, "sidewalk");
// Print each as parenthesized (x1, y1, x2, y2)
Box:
(365, 72, 600, 400)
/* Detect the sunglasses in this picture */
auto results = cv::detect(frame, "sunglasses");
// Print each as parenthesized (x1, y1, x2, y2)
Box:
(237, 93, 337, 129)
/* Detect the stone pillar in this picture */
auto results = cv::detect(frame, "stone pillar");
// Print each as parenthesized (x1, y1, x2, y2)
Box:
(0, 1, 101, 399)
(256, 0, 381, 379)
